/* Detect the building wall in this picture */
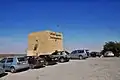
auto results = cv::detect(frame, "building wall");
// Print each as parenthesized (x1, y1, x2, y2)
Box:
(27, 30, 63, 56)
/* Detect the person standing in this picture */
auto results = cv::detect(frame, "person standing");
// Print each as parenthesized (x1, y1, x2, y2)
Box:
(28, 56, 34, 69)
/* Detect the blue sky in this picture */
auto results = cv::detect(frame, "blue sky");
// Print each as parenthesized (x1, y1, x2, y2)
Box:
(0, 0, 120, 53)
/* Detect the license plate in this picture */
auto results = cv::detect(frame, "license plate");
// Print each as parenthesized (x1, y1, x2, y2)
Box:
(41, 61, 44, 62)
(22, 63, 26, 64)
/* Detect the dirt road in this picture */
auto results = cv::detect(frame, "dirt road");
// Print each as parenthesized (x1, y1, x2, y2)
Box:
(1, 58, 120, 80)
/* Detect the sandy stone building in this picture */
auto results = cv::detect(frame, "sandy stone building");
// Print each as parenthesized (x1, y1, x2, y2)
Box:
(27, 30, 63, 56)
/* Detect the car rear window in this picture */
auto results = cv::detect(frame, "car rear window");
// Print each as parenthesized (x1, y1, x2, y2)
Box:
(78, 50, 84, 53)
(17, 57, 26, 62)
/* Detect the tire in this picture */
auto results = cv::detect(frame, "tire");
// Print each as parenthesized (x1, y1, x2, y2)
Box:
(66, 59, 69, 62)
(59, 58, 65, 63)
(29, 64, 34, 69)
(31, 65, 35, 69)
(10, 67, 16, 73)
(45, 61, 48, 66)
(79, 56, 83, 60)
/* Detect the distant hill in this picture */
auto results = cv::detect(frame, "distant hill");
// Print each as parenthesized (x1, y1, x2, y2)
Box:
(0, 54, 27, 58)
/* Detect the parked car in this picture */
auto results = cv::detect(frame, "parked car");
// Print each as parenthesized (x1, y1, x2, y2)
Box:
(0, 67, 5, 75)
(39, 55, 57, 66)
(104, 51, 114, 57)
(0, 56, 29, 73)
(70, 50, 88, 60)
(90, 52, 101, 57)
(51, 51, 70, 63)
(27, 56, 45, 69)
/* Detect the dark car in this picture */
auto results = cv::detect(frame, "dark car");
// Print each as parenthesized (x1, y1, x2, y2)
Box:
(90, 52, 101, 57)
(39, 55, 57, 66)
(27, 56, 45, 69)
(51, 51, 70, 63)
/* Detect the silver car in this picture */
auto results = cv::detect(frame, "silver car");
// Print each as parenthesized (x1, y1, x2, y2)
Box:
(0, 67, 5, 75)
(70, 50, 88, 60)
(51, 51, 70, 63)
(0, 56, 29, 73)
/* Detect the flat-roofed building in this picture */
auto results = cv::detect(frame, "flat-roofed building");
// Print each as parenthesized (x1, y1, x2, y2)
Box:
(27, 30, 63, 56)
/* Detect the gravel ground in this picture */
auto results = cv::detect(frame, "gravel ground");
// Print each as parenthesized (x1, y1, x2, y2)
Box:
(0, 57, 120, 80)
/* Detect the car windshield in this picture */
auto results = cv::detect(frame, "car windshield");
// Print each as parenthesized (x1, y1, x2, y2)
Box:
(71, 51, 76, 54)
(64, 51, 70, 55)
(0, 58, 6, 63)
(51, 52, 58, 55)
(78, 50, 84, 53)
(17, 57, 26, 62)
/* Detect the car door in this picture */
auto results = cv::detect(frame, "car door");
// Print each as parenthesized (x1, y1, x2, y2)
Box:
(70, 51, 77, 58)
(78, 50, 86, 58)
(74, 50, 80, 58)
(64, 51, 70, 58)
(70, 51, 74, 58)
(5, 58, 14, 71)
(0, 58, 7, 69)
(62, 51, 67, 57)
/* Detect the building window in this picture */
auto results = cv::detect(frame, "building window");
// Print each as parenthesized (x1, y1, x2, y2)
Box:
(36, 40, 38, 42)
(33, 40, 39, 51)
(56, 34, 61, 37)
(50, 32, 61, 36)
(34, 44, 38, 51)
(50, 36, 61, 40)
(50, 32, 56, 36)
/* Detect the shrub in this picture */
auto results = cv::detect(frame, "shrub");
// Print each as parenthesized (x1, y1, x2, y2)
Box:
(102, 41, 120, 57)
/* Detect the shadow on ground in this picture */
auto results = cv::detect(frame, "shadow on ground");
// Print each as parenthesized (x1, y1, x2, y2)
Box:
(0, 73, 8, 78)
(15, 68, 30, 73)
(33, 66, 45, 69)
(47, 62, 57, 66)
(5, 68, 30, 73)
(70, 58, 87, 60)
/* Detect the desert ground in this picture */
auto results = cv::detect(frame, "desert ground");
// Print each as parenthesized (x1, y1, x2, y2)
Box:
(0, 57, 120, 80)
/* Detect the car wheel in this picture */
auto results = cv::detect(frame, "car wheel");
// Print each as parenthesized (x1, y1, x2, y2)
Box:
(10, 67, 16, 73)
(79, 56, 83, 60)
(31, 65, 35, 69)
(59, 58, 65, 63)
(66, 59, 69, 62)
(45, 61, 48, 66)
